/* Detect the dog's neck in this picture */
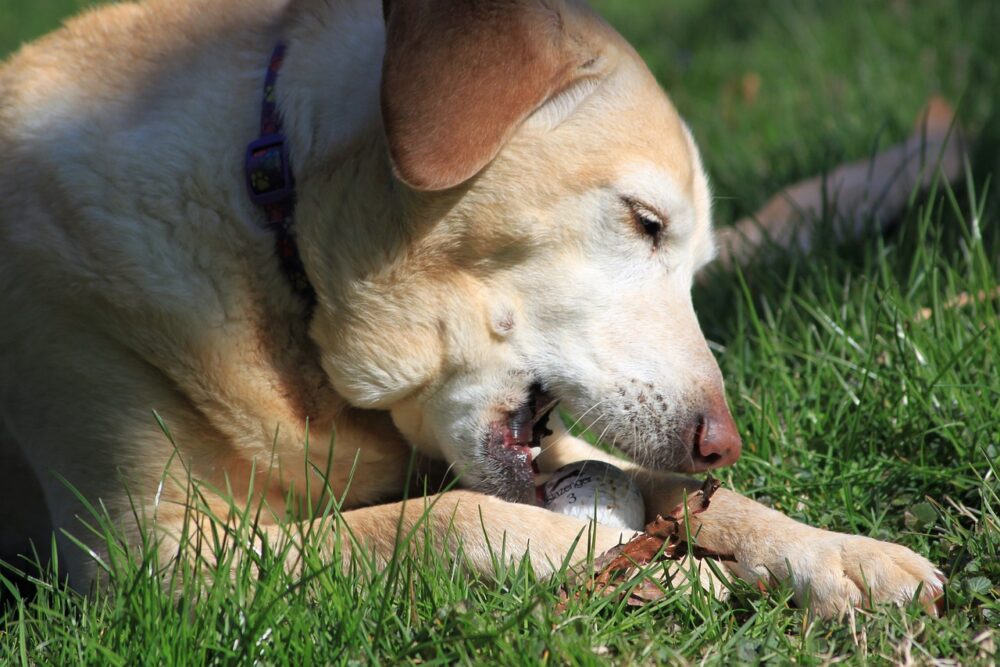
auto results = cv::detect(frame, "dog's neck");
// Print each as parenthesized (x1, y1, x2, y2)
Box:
(274, 0, 411, 287)
(258, 0, 432, 408)
(278, 0, 387, 179)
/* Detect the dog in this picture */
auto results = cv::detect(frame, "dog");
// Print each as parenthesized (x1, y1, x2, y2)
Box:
(0, 0, 944, 618)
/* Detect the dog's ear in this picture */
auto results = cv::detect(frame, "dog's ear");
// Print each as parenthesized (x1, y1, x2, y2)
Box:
(381, 0, 593, 191)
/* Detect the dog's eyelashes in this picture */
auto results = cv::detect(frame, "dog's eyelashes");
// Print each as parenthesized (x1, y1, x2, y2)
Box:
(622, 197, 666, 245)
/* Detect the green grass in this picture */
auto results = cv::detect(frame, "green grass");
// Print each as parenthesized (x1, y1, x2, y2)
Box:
(2, 0, 999, 664)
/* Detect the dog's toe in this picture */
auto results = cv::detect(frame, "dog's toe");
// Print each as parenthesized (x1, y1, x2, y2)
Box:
(837, 536, 945, 616)
(798, 535, 944, 618)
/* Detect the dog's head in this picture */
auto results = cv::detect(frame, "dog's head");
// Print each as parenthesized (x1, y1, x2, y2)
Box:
(309, 0, 740, 502)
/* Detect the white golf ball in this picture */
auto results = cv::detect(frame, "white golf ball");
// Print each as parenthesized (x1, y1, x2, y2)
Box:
(540, 460, 645, 531)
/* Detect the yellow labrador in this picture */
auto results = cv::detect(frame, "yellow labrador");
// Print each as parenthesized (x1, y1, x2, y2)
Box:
(0, 0, 943, 617)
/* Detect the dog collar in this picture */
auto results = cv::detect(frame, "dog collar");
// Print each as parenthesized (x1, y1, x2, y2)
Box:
(245, 43, 316, 306)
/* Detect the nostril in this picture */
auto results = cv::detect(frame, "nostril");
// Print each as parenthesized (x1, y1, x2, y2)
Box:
(698, 452, 722, 466)
(692, 416, 720, 463)
(694, 416, 705, 443)
(691, 416, 717, 463)
(691, 410, 742, 469)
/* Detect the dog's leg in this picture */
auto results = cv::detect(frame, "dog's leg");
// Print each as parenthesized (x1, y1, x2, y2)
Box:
(156, 490, 632, 583)
(537, 418, 944, 617)
(663, 483, 944, 618)
(0, 426, 53, 576)
(0, 315, 326, 590)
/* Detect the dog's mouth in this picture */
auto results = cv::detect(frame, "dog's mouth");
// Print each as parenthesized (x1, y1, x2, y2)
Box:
(483, 384, 557, 503)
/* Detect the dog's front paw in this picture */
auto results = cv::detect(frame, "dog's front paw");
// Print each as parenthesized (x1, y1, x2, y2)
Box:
(772, 532, 945, 618)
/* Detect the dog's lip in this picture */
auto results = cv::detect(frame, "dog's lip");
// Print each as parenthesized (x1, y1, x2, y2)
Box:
(482, 384, 555, 503)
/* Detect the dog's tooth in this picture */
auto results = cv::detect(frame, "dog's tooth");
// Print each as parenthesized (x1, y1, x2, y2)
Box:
(530, 446, 542, 459)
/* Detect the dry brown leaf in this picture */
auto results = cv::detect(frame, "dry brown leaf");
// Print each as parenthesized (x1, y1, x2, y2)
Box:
(557, 476, 733, 610)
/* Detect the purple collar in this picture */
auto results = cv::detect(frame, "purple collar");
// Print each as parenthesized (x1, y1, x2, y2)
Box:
(245, 43, 316, 306)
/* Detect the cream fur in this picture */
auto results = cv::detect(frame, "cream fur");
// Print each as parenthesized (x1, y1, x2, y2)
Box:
(0, 0, 941, 617)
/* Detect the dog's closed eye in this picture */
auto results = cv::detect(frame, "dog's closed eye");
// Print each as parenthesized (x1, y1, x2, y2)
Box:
(622, 197, 667, 246)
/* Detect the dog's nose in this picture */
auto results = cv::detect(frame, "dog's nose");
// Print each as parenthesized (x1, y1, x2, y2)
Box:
(691, 399, 742, 470)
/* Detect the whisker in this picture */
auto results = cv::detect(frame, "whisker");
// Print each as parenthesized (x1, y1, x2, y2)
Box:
(537, 400, 609, 456)
(595, 418, 615, 449)
(631, 422, 644, 467)
(562, 398, 610, 433)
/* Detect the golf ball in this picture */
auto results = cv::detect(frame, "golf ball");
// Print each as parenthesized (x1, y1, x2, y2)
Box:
(540, 460, 645, 531)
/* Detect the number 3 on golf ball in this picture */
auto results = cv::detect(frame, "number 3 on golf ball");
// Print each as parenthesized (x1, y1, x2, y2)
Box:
(540, 460, 645, 531)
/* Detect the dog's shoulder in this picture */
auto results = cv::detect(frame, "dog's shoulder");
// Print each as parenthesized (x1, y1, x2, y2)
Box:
(0, 0, 291, 246)
(0, 0, 299, 361)
(2, 0, 287, 131)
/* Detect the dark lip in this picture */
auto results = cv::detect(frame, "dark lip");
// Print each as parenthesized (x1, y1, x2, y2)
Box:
(481, 384, 556, 503)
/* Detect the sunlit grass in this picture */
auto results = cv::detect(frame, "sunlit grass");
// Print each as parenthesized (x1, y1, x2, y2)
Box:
(1, 0, 998, 664)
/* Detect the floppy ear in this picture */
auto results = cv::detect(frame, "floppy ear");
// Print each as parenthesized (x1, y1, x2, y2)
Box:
(381, 0, 591, 191)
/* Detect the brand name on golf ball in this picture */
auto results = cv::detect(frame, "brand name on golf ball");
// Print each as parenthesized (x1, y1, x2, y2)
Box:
(546, 472, 600, 503)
